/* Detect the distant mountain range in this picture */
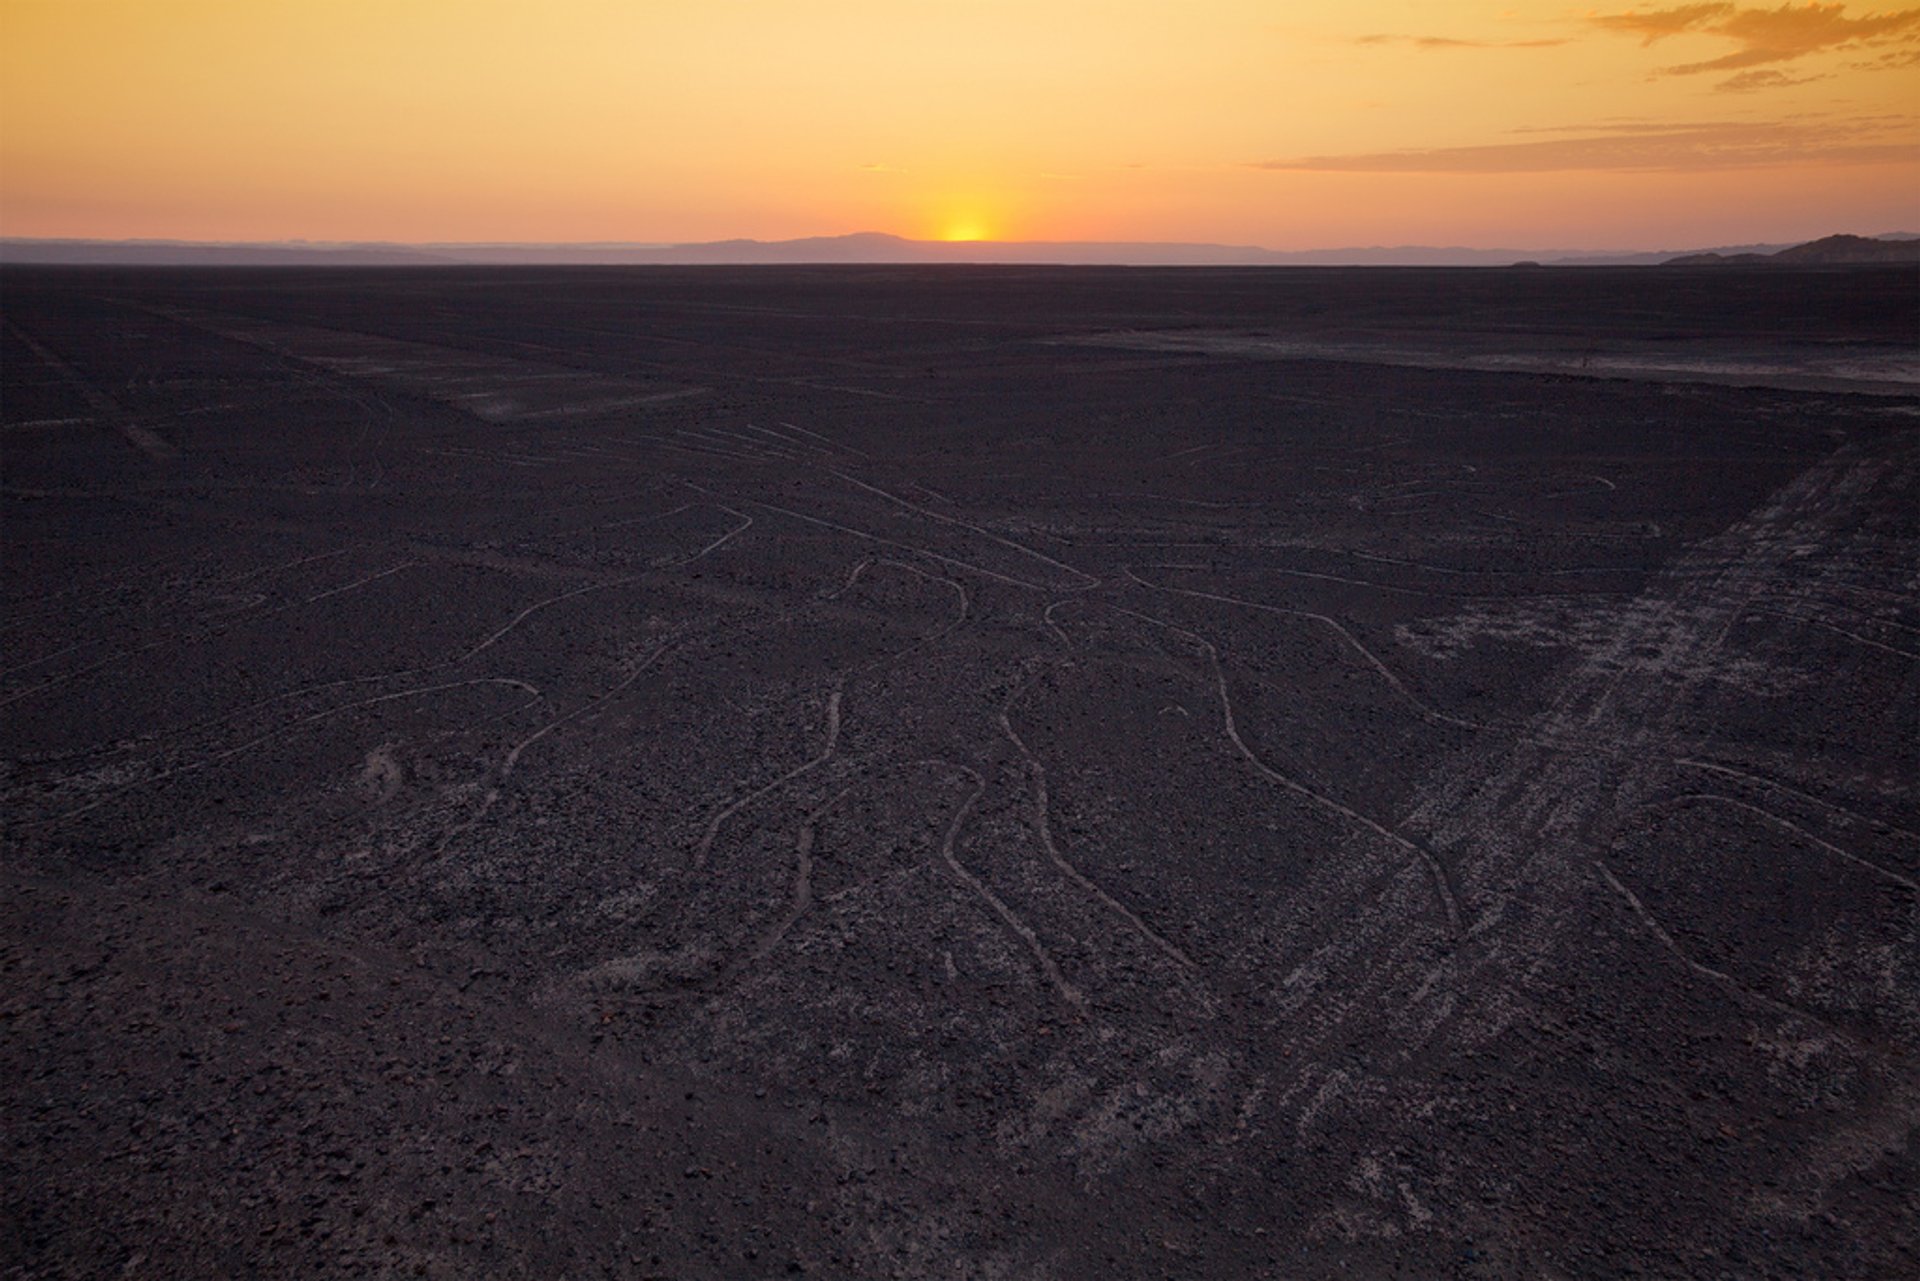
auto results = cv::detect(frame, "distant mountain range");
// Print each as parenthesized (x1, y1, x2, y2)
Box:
(2, 230, 1915, 268)
(1660, 233, 1920, 267)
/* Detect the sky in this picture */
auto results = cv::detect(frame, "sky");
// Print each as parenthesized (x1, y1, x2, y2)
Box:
(2, 1, 1916, 250)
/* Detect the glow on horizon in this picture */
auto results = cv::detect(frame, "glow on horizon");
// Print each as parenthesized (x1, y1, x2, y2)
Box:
(940, 217, 992, 242)
(2, 1, 1915, 251)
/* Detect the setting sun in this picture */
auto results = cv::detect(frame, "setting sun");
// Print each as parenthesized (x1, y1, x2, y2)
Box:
(941, 218, 991, 243)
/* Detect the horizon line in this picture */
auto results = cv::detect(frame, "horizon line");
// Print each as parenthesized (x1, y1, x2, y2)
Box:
(4, 230, 1913, 269)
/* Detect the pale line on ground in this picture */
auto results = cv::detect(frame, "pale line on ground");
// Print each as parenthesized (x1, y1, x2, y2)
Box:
(1042, 599, 1078, 650)
(1590, 856, 1840, 1034)
(459, 575, 646, 663)
(37, 677, 542, 826)
(776, 420, 871, 458)
(1741, 606, 1920, 661)
(4, 319, 178, 460)
(0, 558, 419, 711)
(742, 422, 836, 457)
(923, 760, 1087, 1012)
(1673, 757, 1920, 845)
(998, 691, 1197, 971)
(1655, 792, 1917, 892)
(869, 557, 970, 633)
(694, 685, 844, 869)
(741, 496, 1052, 592)
(753, 785, 855, 961)
(830, 469, 1101, 590)
(298, 559, 418, 607)
(1107, 602, 1463, 937)
(1125, 569, 1486, 734)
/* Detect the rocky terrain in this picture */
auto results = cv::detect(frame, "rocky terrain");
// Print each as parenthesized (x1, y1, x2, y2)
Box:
(3, 264, 1916, 1278)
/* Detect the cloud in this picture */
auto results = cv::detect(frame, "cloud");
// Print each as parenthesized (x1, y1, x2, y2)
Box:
(1256, 119, 1918, 172)
(1592, 3, 1920, 74)
(1852, 43, 1920, 65)
(1715, 67, 1824, 88)
(1355, 34, 1568, 49)
(1593, 3, 1741, 43)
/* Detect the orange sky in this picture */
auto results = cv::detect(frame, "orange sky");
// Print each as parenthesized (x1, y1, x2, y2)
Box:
(2, 1, 1915, 249)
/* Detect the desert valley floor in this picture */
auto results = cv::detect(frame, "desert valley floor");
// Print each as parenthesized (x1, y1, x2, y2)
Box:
(2, 265, 1917, 1278)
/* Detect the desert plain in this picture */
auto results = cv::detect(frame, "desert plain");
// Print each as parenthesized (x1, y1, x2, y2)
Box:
(2, 264, 1916, 1278)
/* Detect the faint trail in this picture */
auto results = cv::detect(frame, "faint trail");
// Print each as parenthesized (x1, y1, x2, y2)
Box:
(829, 470, 1102, 590)
(1825, 597, 1920, 636)
(1590, 856, 1843, 1035)
(1086, 492, 1264, 509)
(694, 684, 844, 870)
(677, 507, 753, 566)
(0, 638, 94, 681)
(1125, 569, 1487, 733)
(742, 422, 835, 458)
(924, 761, 1086, 1012)
(682, 426, 799, 459)
(539, 503, 693, 543)
(1128, 566, 1640, 756)
(435, 633, 690, 849)
(0, 559, 420, 711)
(495, 648, 670, 784)
(461, 507, 747, 660)
(1223, 564, 1468, 599)
(776, 420, 871, 459)
(1653, 792, 1918, 892)
(998, 692, 1196, 971)
(868, 557, 970, 637)
(1673, 757, 1920, 844)
(666, 441, 763, 466)
(515, 389, 705, 418)
(1108, 602, 1463, 937)
(740, 496, 1052, 591)
(901, 480, 955, 506)
(298, 559, 419, 606)
(416, 444, 553, 468)
(822, 556, 876, 600)
(1339, 549, 1646, 581)
(20, 558, 651, 778)
(1394, 439, 1895, 1046)
(1820, 581, 1920, 609)
(227, 547, 356, 586)
(459, 577, 645, 661)
(779, 378, 916, 403)
(752, 785, 854, 960)
(1536, 473, 1619, 499)
(4, 320, 177, 460)
(1042, 600, 1078, 650)
(33, 677, 543, 826)
(1183, 444, 1262, 470)
(1740, 606, 1920, 660)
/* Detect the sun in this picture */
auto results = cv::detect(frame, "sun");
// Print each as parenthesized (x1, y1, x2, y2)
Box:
(940, 217, 990, 242)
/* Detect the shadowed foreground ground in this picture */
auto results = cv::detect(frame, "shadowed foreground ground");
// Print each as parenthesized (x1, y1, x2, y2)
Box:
(3, 266, 1917, 1278)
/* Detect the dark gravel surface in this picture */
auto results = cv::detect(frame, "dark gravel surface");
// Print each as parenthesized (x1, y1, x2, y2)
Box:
(3, 265, 1917, 1279)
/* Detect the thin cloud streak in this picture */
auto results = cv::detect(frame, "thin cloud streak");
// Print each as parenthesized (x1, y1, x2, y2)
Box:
(1592, 3, 1920, 74)
(1258, 119, 1918, 173)
(1716, 67, 1825, 89)
(1355, 34, 1569, 49)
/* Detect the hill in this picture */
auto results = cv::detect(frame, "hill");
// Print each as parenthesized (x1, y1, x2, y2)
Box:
(1666, 233, 1920, 267)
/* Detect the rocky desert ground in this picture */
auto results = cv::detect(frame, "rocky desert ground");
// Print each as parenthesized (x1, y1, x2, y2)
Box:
(3, 264, 1916, 1278)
